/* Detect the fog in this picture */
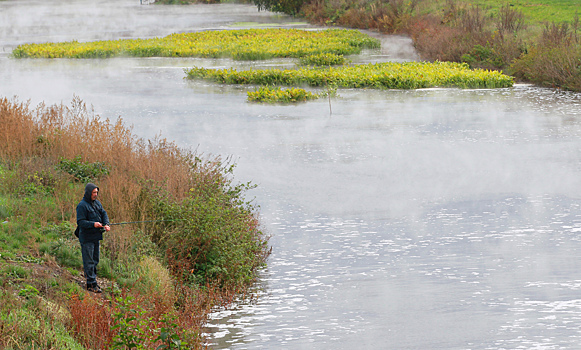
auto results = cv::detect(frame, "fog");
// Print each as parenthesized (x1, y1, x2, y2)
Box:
(0, 0, 306, 48)
(3, 0, 581, 348)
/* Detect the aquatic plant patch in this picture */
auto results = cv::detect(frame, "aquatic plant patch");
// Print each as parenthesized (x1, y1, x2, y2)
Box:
(12, 28, 380, 60)
(299, 53, 348, 66)
(247, 86, 320, 103)
(186, 61, 514, 89)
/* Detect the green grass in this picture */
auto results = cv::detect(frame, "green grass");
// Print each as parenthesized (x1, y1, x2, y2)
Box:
(38, 238, 83, 268)
(0, 294, 85, 350)
(1, 264, 31, 279)
(0, 221, 33, 255)
(462, 0, 580, 23)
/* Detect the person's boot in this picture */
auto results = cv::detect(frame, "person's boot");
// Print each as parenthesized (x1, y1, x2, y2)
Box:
(87, 282, 102, 293)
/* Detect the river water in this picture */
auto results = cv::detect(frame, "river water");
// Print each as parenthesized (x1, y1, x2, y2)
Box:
(3, 1, 581, 349)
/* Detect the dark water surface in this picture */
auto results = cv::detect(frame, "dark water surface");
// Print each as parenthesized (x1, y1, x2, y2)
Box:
(2, 1, 581, 349)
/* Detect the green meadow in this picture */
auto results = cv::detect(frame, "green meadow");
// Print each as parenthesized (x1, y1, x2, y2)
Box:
(464, 0, 580, 23)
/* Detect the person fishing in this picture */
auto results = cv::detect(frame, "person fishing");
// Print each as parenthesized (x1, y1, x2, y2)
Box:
(76, 183, 110, 293)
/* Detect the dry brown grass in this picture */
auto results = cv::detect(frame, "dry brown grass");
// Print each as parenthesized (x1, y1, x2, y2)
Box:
(2, 96, 219, 199)
(0, 95, 229, 245)
(0, 99, 39, 160)
(303, 0, 419, 32)
(68, 295, 114, 349)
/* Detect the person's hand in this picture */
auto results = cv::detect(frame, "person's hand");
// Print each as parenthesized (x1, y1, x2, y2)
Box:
(104, 225, 111, 232)
(94, 222, 103, 228)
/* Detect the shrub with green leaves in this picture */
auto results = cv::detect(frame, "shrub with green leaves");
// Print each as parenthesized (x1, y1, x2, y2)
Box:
(252, 0, 308, 16)
(58, 155, 109, 183)
(511, 42, 581, 91)
(111, 295, 150, 349)
(461, 44, 506, 70)
(19, 171, 56, 196)
(111, 295, 189, 350)
(136, 178, 268, 288)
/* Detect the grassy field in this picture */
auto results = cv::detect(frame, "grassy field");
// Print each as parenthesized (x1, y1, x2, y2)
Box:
(464, 0, 580, 23)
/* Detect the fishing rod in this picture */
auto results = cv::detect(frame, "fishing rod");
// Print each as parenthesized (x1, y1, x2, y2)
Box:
(74, 219, 184, 237)
(108, 219, 184, 226)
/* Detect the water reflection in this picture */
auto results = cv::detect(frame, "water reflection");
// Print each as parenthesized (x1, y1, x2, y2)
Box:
(3, 1, 581, 348)
(206, 195, 581, 349)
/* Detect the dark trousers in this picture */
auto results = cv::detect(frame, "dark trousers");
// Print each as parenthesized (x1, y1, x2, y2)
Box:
(81, 241, 100, 285)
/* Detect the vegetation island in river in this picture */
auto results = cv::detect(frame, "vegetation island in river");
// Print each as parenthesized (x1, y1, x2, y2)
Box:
(13, 28, 514, 103)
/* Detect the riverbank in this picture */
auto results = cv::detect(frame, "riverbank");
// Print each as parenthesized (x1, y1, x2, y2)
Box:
(0, 97, 269, 349)
(255, 0, 581, 91)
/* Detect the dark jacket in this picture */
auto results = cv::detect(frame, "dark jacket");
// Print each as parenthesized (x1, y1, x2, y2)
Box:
(76, 183, 110, 243)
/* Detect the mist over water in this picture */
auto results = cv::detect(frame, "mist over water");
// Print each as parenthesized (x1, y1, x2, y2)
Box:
(0, 0, 306, 48)
(3, 1, 581, 348)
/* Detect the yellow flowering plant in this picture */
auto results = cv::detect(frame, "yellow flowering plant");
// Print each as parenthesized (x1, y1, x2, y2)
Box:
(12, 29, 380, 60)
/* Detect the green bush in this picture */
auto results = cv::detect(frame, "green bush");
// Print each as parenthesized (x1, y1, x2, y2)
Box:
(19, 171, 56, 196)
(461, 44, 505, 70)
(252, 0, 310, 16)
(111, 295, 149, 349)
(58, 155, 109, 183)
(511, 43, 581, 91)
(136, 179, 268, 288)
